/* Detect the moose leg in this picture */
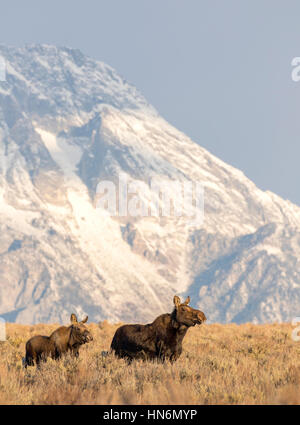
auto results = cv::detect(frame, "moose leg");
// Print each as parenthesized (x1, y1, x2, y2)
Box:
(24, 354, 34, 368)
(71, 347, 79, 358)
(155, 341, 167, 363)
(169, 347, 182, 363)
(41, 352, 49, 365)
(36, 354, 42, 368)
(117, 349, 133, 364)
(54, 347, 62, 360)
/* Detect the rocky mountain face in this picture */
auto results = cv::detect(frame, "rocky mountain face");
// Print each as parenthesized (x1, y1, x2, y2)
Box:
(0, 44, 299, 324)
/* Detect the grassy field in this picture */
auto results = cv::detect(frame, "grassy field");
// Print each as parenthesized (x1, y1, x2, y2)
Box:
(0, 321, 299, 404)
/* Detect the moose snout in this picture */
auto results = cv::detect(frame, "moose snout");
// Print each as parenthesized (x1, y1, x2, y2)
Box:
(82, 331, 93, 343)
(86, 333, 93, 342)
(197, 311, 207, 324)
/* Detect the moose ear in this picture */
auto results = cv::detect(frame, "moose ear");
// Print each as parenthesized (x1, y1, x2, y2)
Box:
(173, 295, 181, 309)
(80, 316, 88, 324)
(183, 296, 190, 305)
(70, 313, 78, 324)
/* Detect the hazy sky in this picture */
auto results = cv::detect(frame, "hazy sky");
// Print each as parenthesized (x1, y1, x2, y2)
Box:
(1, 1, 300, 205)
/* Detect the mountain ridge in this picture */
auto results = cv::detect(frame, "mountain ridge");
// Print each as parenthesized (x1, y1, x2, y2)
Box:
(0, 44, 299, 324)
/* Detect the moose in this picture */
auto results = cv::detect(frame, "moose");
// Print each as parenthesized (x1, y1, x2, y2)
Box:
(24, 314, 93, 367)
(110, 295, 206, 362)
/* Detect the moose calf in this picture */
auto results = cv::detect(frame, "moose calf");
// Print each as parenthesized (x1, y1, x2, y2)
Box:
(24, 314, 93, 367)
(111, 295, 206, 362)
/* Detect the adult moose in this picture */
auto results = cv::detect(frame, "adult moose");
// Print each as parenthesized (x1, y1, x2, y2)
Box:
(24, 314, 93, 367)
(110, 295, 206, 362)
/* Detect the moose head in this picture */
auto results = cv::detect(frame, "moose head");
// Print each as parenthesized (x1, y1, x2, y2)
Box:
(172, 295, 206, 328)
(69, 314, 93, 345)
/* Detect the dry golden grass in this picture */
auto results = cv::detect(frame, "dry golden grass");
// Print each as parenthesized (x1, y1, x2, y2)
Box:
(0, 321, 299, 405)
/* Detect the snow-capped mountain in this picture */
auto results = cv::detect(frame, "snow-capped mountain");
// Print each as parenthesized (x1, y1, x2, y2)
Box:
(0, 44, 299, 324)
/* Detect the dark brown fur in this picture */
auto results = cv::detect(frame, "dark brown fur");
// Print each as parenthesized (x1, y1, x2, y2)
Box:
(24, 314, 93, 367)
(25, 335, 56, 367)
(110, 296, 206, 362)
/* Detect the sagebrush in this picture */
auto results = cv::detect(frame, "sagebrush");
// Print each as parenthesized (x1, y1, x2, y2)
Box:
(0, 321, 299, 404)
